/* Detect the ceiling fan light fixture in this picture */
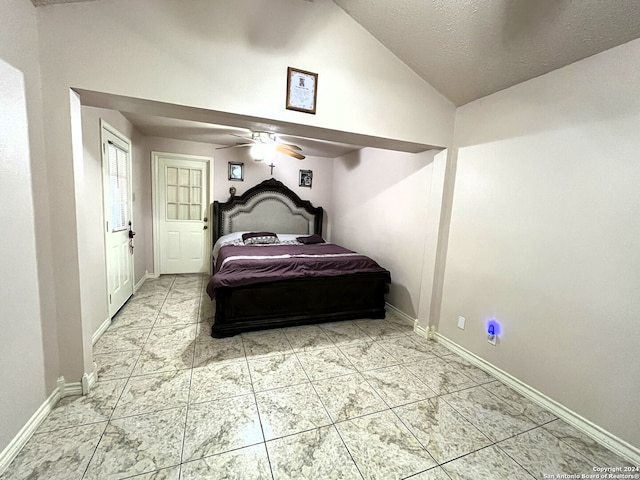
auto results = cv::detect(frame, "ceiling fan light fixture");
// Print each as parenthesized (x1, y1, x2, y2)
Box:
(250, 143, 268, 162)
(219, 130, 304, 160)
(252, 131, 276, 144)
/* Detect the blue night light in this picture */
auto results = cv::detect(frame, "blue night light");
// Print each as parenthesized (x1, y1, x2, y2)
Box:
(486, 319, 502, 336)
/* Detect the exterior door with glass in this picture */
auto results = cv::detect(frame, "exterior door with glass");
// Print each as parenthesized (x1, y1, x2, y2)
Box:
(155, 153, 210, 274)
(102, 125, 134, 317)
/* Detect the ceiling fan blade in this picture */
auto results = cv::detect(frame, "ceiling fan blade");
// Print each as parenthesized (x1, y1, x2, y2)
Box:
(276, 144, 305, 160)
(277, 142, 302, 151)
(215, 143, 251, 150)
(230, 133, 257, 143)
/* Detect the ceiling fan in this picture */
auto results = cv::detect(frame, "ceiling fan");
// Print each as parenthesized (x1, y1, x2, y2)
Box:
(215, 131, 305, 161)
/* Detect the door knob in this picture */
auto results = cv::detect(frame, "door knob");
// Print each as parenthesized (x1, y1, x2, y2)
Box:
(203, 217, 208, 222)
(203, 225, 208, 230)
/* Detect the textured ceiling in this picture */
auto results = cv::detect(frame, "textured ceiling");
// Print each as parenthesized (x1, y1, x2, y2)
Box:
(333, 0, 640, 105)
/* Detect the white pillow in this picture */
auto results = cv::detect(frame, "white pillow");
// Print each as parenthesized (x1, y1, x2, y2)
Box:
(212, 231, 248, 259)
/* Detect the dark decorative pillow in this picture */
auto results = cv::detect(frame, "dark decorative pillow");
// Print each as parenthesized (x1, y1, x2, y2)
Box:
(242, 231, 279, 245)
(296, 234, 325, 245)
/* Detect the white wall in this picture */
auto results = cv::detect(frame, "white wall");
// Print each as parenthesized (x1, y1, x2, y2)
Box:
(0, 0, 52, 454)
(331, 148, 438, 317)
(213, 147, 335, 234)
(81, 106, 149, 335)
(441, 39, 640, 449)
(37, 0, 454, 148)
(34, 0, 454, 384)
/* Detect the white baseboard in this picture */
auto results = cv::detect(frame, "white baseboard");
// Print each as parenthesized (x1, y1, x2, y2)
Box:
(57, 375, 82, 398)
(0, 386, 60, 476)
(428, 331, 640, 467)
(414, 322, 430, 339)
(0, 367, 100, 475)
(58, 363, 97, 397)
(134, 270, 156, 293)
(91, 271, 154, 347)
(92, 317, 111, 345)
(81, 363, 98, 395)
(94, 270, 157, 346)
(409, 317, 435, 340)
(93, 270, 153, 347)
(133, 270, 153, 294)
(385, 303, 416, 328)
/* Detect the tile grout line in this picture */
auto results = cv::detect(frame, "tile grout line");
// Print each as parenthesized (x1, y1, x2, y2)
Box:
(328, 327, 523, 477)
(176, 276, 203, 474)
(435, 392, 558, 479)
(286, 326, 367, 480)
(11, 283, 624, 479)
(240, 333, 276, 480)
(81, 276, 175, 479)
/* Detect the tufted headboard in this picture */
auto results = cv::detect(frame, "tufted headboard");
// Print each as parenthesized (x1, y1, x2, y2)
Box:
(212, 178, 323, 245)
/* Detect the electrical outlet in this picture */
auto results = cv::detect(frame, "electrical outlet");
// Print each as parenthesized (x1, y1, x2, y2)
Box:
(457, 316, 466, 330)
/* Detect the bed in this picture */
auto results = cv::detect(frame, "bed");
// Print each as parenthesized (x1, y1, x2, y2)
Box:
(206, 178, 391, 338)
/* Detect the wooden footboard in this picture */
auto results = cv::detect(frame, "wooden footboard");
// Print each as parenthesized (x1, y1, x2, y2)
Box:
(211, 273, 389, 338)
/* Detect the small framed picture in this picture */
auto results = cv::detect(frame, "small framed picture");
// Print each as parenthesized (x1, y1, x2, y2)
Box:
(299, 169, 313, 188)
(286, 67, 318, 114)
(228, 162, 244, 181)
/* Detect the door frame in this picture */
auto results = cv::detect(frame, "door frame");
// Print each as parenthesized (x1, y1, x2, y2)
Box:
(100, 119, 135, 316)
(151, 151, 214, 275)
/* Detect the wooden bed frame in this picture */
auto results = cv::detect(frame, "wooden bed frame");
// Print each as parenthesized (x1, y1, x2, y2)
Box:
(209, 178, 389, 338)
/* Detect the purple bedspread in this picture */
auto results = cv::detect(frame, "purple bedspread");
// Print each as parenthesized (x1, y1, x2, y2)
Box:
(207, 243, 390, 298)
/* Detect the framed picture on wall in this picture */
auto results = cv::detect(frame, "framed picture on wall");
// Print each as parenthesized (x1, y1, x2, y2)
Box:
(228, 162, 244, 181)
(286, 67, 318, 114)
(299, 169, 313, 188)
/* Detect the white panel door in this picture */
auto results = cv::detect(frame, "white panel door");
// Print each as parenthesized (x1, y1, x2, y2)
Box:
(102, 127, 134, 317)
(157, 154, 210, 274)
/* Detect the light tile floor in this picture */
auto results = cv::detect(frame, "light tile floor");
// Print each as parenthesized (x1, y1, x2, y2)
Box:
(2, 274, 635, 480)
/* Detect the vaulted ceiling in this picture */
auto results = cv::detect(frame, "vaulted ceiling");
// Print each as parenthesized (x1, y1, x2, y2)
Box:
(31, 0, 640, 106)
(30, 0, 640, 154)
(333, 0, 640, 106)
